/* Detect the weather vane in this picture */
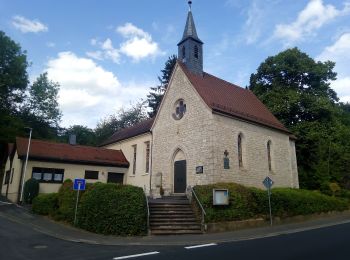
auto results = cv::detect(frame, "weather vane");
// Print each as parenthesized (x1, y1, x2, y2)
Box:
(188, 1, 192, 11)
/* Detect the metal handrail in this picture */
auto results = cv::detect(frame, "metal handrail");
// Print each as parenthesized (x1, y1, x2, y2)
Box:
(144, 186, 150, 235)
(189, 186, 206, 231)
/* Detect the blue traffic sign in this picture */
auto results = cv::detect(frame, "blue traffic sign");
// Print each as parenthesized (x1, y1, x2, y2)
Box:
(73, 178, 86, 191)
(263, 176, 274, 190)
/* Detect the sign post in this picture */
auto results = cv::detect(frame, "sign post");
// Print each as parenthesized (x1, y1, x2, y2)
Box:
(263, 176, 274, 226)
(73, 178, 86, 226)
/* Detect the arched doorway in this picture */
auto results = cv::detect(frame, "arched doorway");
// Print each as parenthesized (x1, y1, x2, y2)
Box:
(173, 149, 187, 193)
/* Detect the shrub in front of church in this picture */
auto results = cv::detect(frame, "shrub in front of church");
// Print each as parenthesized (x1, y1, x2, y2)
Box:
(23, 178, 39, 204)
(53, 179, 91, 223)
(32, 193, 59, 216)
(77, 183, 147, 236)
(194, 183, 261, 222)
(53, 179, 76, 222)
(194, 183, 349, 222)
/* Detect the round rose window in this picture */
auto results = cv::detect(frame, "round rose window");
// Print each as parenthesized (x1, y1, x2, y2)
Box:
(173, 99, 186, 120)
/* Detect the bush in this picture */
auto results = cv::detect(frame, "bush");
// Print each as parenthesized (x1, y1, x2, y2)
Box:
(194, 183, 349, 223)
(23, 178, 39, 204)
(32, 193, 59, 216)
(53, 179, 92, 223)
(77, 183, 147, 236)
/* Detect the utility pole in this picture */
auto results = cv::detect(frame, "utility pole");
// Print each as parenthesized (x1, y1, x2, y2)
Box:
(20, 127, 32, 203)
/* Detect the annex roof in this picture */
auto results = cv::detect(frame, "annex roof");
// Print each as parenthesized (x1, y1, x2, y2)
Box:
(100, 117, 154, 147)
(16, 137, 129, 167)
(178, 62, 291, 134)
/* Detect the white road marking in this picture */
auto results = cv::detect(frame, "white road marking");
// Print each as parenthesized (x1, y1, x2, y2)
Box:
(185, 243, 217, 249)
(113, 251, 160, 259)
(0, 201, 12, 205)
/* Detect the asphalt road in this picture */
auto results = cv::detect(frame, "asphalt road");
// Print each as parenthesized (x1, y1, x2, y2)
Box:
(1, 202, 350, 260)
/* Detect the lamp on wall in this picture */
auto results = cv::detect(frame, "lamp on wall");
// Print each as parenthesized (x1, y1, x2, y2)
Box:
(20, 127, 32, 203)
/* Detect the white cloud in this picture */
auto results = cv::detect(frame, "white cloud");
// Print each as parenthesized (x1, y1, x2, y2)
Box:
(116, 22, 164, 61)
(317, 33, 350, 103)
(12, 15, 48, 33)
(273, 0, 350, 44)
(244, 1, 265, 44)
(45, 52, 151, 127)
(46, 42, 55, 48)
(86, 38, 120, 63)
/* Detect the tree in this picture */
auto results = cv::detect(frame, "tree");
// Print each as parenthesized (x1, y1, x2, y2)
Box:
(28, 73, 62, 128)
(61, 125, 96, 146)
(95, 100, 148, 145)
(249, 47, 350, 190)
(147, 55, 177, 117)
(0, 31, 29, 112)
(250, 48, 337, 128)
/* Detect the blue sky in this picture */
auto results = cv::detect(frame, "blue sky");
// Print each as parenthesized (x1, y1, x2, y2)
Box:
(1, 0, 350, 128)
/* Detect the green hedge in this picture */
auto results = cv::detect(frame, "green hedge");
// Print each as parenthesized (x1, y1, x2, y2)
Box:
(32, 193, 59, 216)
(194, 183, 349, 223)
(77, 183, 147, 236)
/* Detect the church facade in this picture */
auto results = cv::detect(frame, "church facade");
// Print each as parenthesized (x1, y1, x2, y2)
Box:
(102, 5, 299, 197)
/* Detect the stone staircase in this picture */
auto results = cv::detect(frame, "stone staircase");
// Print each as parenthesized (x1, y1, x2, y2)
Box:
(148, 195, 202, 235)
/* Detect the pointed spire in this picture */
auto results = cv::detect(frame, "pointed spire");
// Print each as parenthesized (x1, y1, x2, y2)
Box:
(179, 1, 203, 44)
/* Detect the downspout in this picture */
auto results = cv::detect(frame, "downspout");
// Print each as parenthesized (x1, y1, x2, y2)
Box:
(149, 130, 153, 197)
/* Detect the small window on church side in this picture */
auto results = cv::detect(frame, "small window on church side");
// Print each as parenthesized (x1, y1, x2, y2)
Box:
(194, 45, 199, 59)
(238, 134, 243, 168)
(182, 46, 186, 59)
(267, 140, 272, 171)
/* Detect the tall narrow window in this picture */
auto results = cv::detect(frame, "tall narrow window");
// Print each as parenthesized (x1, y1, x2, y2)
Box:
(238, 134, 243, 168)
(194, 45, 199, 59)
(267, 140, 272, 171)
(132, 145, 137, 175)
(145, 141, 150, 173)
(182, 46, 186, 59)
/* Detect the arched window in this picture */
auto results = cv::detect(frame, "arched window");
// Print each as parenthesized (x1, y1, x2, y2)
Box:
(182, 46, 186, 59)
(238, 134, 243, 168)
(267, 140, 272, 171)
(194, 45, 199, 59)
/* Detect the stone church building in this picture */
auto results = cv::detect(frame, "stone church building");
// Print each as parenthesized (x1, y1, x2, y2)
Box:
(101, 5, 299, 197)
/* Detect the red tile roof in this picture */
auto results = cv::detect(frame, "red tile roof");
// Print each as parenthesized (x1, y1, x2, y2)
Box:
(178, 62, 291, 134)
(16, 137, 129, 167)
(100, 118, 154, 146)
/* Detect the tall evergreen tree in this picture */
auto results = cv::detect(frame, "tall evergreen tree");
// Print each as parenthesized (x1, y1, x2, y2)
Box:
(147, 55, 177, 117)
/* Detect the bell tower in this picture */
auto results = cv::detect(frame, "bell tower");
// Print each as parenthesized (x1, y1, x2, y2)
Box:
(177, 1, 203, 75)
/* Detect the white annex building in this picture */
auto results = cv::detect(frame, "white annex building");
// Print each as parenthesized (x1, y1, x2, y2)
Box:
(101, 4, 299, 197)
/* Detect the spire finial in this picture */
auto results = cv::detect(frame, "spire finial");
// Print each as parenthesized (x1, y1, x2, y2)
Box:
(188, 1, 192, 11)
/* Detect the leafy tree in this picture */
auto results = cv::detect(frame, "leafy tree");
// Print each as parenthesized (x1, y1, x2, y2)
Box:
(147, 55, 177, 117)
(0, 31, 29, 112)
(249, 47, 350, 190)
(95, 100, 148, 145)
(61, 125, 96, 146)
(27, 72, 62, 128)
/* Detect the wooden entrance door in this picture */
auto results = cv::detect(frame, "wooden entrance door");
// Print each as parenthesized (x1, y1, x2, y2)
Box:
(174, 160, 186, 193)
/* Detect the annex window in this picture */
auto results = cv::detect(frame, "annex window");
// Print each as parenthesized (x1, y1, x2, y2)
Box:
(238, 134, 243, 168)
(145, 141, 150, 173)
(194, 45, 199, 59)
(32, 167, 64, 183)
(267, 140, 272, 171)
(132, 145, 137, 175)
(85, 170, 99, 180)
